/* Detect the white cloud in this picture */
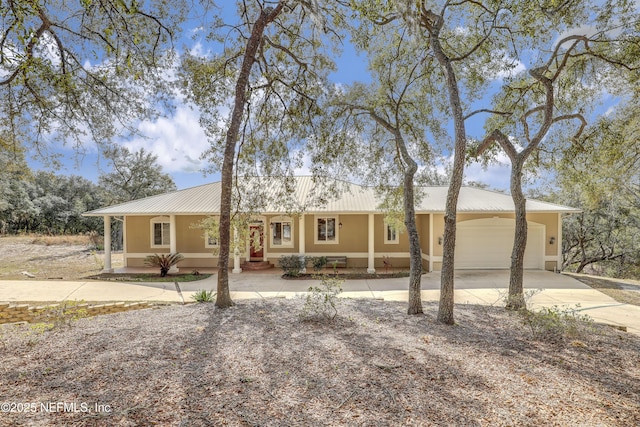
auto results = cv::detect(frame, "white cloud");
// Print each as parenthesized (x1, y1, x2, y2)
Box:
(434, 151, 513, 191)
(480, 50, 526, 81)
(464, 160, 511, 191)
(120, 105, 209, 173)
(556, 25, 600, 45)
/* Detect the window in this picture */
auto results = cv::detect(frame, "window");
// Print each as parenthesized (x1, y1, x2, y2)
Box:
(205, 232, 218, 248)
(384, 223, 399, 244)
(151, 217, 170, 247)
(271, 219, 293, 247)
(316, 216, 338, 244)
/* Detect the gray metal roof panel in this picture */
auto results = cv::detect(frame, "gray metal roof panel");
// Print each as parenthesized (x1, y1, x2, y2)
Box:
(84, 177, 578, 216)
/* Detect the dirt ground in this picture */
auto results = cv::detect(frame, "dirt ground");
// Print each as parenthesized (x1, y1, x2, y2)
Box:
(0, 235, 123, 280)
(1, 299, 639, 426)
(1, 235, 639, 425)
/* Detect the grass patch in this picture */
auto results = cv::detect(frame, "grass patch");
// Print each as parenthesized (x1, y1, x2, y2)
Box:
(191, 289, 216, 302)
(86, 273, 212, 282)
(29, 234, 94, 246)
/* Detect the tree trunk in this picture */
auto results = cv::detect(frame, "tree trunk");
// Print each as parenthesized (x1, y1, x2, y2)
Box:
(216, 4, 284, 309)
(428, 22, 466, 325)
(507, 157, 527, 310)
(403, 148, 423, 315)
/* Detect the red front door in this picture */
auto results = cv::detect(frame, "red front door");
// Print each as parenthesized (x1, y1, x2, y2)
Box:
(249, 224, 264, 260)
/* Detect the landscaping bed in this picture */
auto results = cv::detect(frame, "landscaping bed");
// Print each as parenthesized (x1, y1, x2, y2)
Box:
(281, 270, 411, 280)
(85, 273, 212, 282)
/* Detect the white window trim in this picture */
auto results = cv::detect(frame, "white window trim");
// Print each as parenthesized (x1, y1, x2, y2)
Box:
(150, 216, 171, 248)
(204, 231, 219, 248)
(384, 222, 400, 244)
(314, 215, 339, 245)
(201, 215, 220, 248)
(270, 216, 294, 248)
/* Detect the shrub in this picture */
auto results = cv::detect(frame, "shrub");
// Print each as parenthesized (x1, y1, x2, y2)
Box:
(330, 260, 339, 274)
(310, 256, 327, 272)
(144, 253, 184, 277)
(191, 289, 215, 303)
(300, 275, 344, 321)
(520, 304, 593, 341)
(279, 255, 305, 277)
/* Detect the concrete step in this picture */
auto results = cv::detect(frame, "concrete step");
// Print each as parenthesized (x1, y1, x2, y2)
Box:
(241, 261, 274, 271)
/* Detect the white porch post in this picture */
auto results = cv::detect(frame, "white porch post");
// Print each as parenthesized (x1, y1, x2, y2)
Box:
(557, 213, 563, 272)
(169, 214, 178, 273)
(429, 213, 434, 272)
(102, 215, 113, 273)
(299, 214, 306, 273)
(367, 213, 375, 274)
(232, 226, 242, 274)
(262, 220, 268, 262)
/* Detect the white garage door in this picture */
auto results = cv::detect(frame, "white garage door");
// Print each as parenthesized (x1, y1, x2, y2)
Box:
(455, 218, 544, 269)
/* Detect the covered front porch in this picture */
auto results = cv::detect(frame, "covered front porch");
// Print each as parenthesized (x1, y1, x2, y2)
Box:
(98, 212, 441, 275)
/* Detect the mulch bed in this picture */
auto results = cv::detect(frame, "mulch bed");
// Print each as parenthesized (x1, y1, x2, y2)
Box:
(282, 272, 411, 280)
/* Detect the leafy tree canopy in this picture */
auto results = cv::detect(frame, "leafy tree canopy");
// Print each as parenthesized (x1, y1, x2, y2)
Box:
(98, 145, 176, 204)
(0, 0, 182, 157)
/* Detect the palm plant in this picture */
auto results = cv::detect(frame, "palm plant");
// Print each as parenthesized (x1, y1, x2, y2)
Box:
(144, 253, 184, 277)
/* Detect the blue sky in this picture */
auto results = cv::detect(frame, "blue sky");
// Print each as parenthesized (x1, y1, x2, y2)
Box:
(27, 40, 517, 192)
(24, 4, 622, 194)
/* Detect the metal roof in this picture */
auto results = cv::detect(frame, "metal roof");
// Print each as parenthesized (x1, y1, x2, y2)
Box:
(84, 176, 579, 216)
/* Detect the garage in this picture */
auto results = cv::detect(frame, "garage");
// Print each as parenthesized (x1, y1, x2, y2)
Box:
(455, 218, 544, 269)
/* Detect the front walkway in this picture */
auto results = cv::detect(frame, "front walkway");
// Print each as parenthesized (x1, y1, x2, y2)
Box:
(0, 270, 638, 335)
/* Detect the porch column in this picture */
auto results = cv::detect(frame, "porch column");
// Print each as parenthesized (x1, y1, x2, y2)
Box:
(299, 214, 306, 273)
(429, 213, 434, 272)
(262, 220, 268, 262)
(232, 226, 242, 274)
(557, 213, 563, 272)
(102, 215, 113, 273)
(367, 213, 375, 274)
(169, 214, 178, 273)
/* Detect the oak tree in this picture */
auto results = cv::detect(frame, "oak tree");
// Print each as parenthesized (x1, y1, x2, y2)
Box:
(180, 1, 346, 308)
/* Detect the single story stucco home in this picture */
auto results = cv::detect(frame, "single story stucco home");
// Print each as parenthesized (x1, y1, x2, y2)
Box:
(84, 176, 578, 274)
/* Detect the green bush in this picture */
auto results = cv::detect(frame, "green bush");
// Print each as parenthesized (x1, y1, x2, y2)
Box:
(520, 304, 593, 341)
(279, 255, 306, 277)
(191, 289, 215, 303)
(300, 275, 344, 321)
(310, 256, 327, 272)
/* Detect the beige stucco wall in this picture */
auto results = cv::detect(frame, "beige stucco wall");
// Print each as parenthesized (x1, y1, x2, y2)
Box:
(527, 213, 559, 257)
(126, 216, 163, 254)
(416, 213, 431, 271)
(125, 215, 219, 268)
(123, 211, 561, 271)
(304, 214, 369, 254)
(373, 214, 410, 253)
(432, 214, 445, 258)
(126, 215, 215, 254)
(177, 215, 210, 253)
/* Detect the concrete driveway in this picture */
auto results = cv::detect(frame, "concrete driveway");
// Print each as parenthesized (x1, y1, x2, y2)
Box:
(0, 270, 638, 335)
